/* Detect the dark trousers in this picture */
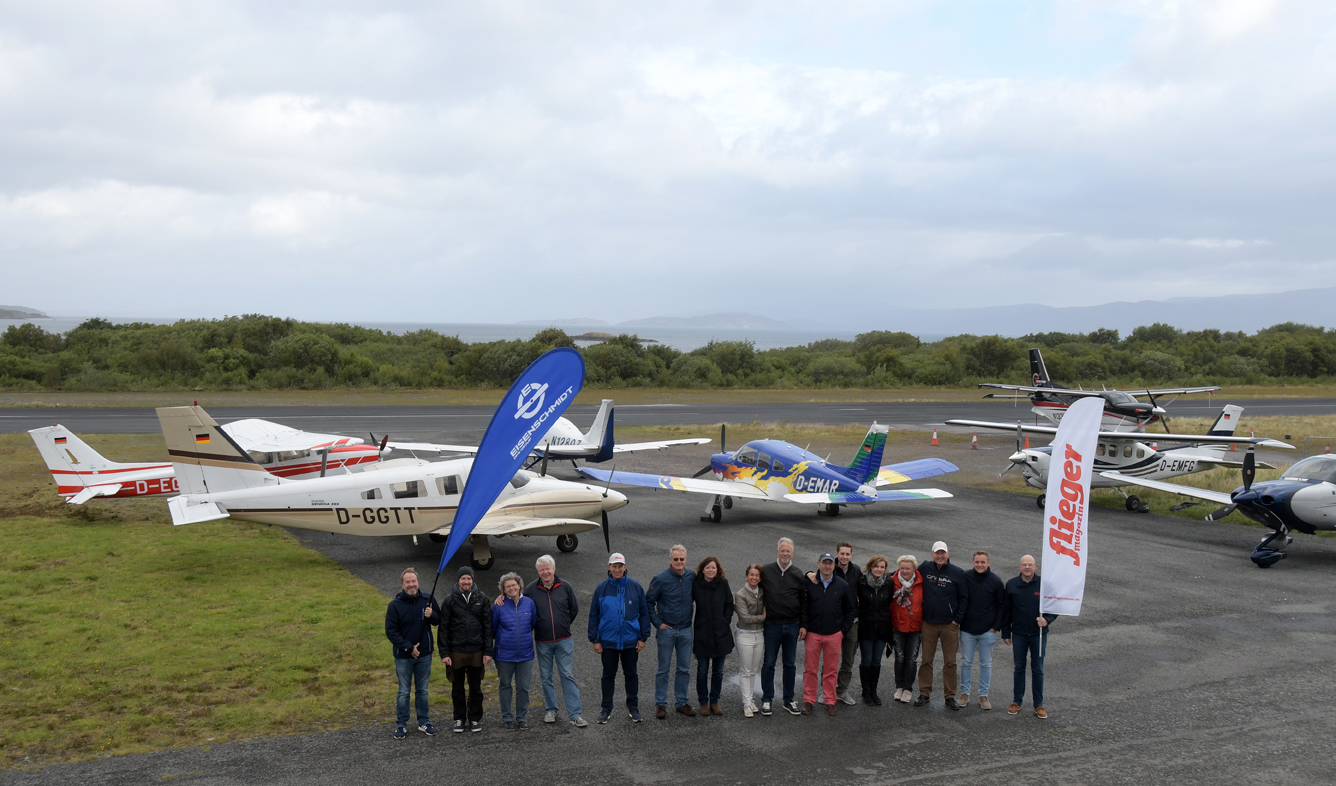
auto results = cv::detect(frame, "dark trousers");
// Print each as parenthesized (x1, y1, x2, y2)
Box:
(858, 637, 889, 668)
(1012, 633, 1045, 707)
(762, 621, 800, 704)
(892, 631, 921, 691)
(450, 665, 484, 722)
(696, 655, 726, 705)
(600, 647, 640, 713)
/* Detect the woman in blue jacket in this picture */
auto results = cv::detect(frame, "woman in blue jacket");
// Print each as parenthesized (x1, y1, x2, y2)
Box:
(493, 572, 539, 730)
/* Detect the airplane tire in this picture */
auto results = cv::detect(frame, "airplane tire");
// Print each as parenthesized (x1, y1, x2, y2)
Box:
(1036, 495, 1046, 509)
(828, 504, 840, 517)
(556, 534, 578, 553)
(428, 533, 446, 543)
(710, 505, 722, 523)
(471, 556, 495, 571)
(1125, 495, 1140, 512)
(723, 496, 733, 510)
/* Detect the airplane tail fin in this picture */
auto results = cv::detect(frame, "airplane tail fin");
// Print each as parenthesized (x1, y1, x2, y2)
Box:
(844, 423, 889, 484)
(28, 425, 130, 494)
(1206, 404, 1244, 436)
(582, 399, 615, 463)
(157, 405, 272, 495)
(1030, 349, 1053, 388)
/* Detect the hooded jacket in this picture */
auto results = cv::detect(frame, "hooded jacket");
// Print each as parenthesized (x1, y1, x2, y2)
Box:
(588, 572, 651, 649)
(439, 583, 493, 656)
(961, 568, 1006, 635)
(525, 576, 579, 643)
(889, 570, 924, 634)
(691, 576, 736, 658)
(491, 594, 538, 663)
(385, 590, 441, 659)
(917, 558, 970, 626)
(856, 573, 895, 641)
(759, 561, 808, 627)
(647, 567, 695, 629)
(1001, 573, 1058, 639)
(804, 573, 855, 637)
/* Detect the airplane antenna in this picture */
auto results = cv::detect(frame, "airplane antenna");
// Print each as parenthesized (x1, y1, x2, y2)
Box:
(824, 453, 831, 463)
(803, 443, 811, 456)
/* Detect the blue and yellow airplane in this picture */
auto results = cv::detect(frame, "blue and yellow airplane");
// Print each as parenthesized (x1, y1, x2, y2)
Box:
(577, 424, 958, 522)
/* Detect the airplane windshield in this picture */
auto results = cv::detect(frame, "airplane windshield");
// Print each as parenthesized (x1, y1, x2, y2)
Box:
(736, 449, 757, 467)
(1283, 457, 1336, 484)
(509, 473, 531, 489)
(1105, 392, 1135, 405)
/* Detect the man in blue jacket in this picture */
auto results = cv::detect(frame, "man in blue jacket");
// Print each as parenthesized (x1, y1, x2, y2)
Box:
(384, 567, 440, 740)
(914, 541, 970, 710)
(647, 544, 696, 719)
(588, 552, 651, 724)
(1002, 554, 1056, 719)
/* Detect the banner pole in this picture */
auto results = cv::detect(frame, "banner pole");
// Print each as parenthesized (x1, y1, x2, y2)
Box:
(1041, 625, 1048, 659)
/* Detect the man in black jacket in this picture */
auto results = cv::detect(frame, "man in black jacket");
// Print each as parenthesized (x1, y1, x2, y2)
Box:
(914, 541, 969, 710)
(1002, 554, 1056, 719)
(801, 552, 856, 716)
(439, 566, 493, 733)
(759, 537, 808, 717)
(384, 567, 440, 740)
(958, 551, 1005, 710)
(526, 554, 586, 727)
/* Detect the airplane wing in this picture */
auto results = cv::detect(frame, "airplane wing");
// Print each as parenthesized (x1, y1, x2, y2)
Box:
(434, 515, 602, 538)
(978, 384, 1106, 398)
(945, 420, 1294, 449)
(385, 442, 478, 455)
(576, 467, 772, 499)
(1138, 386, 1223, 396)
(784, 489, 953, 504)
(67, 484, 123, 504)
(223, 419, 363, 453)
(1166, 451, 1277, 469)
(611, 438, 712, 453)
(1098, 472, 1235, 505)
(875, 458, 960, 486)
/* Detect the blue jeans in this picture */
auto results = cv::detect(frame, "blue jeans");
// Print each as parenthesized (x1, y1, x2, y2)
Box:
(496, 659, 533, 723)
(536, 638, 582, 720)
(762, 622, 800, 704)
(960, 630, 998, 697)
(394, 653, 432, 727)
(696, 655, 726, 705)
(655, 626, 692, 707)
(1012, 632, 1044, 707)
(859, 637, 889, 668)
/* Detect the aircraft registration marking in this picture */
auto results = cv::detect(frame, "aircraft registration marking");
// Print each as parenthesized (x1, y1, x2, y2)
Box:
(334, 507, 418, 525)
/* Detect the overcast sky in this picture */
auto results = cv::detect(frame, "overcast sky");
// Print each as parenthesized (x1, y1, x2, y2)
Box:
(2, 0, 1332, 326)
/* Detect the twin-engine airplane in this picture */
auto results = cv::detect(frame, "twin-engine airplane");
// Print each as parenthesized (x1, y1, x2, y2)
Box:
(980, 348, 1221, 432)
(29, 421, 383, 504)
(386, 398, 710, 468)
(947, 404, 1294, 512)
(1101, 451, 1336, 568)
(159, 406, 626, 569)
(578, 423, 957, 522)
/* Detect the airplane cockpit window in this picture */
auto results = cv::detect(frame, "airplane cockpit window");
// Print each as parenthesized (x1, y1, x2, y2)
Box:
(1136, 448, 1146, 459)
(1123, 445, 1133, 458)
(361, 488, 383, 500)
(1283, 457, 1336, 483)
(736, 449, 757, 467)
(436, 475, 461, 496)
(509, 473, 531, 489)
(757, 453, 771, 471)
(248, 451, 274, 465)
(1106, 392, 1135, 405)
(392, 480, 426, 499)
(772, 459, 785, 473)
(278, 449, 311, 462)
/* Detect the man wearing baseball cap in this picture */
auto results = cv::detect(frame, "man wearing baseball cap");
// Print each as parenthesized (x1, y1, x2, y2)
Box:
(913, 541, 970, 710)
(588, 552, 651, 724)
(801, 552, 856, 716)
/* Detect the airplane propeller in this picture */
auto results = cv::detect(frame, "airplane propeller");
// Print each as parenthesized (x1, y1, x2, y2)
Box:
(599, 464, 616, 552)
(369, 433, 391, 460)
(1207, 446, 1255, 521)
(1145, 391, 1173, 433)
(691, 424, 726, 478)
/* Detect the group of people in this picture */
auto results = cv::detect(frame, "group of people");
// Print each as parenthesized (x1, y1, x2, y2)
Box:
(383, 538, 1056, 738)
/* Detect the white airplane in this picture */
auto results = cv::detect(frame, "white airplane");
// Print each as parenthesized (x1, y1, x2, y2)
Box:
(29, 421, 383, 504)
(947, 404, 1294, 512)
(159, 405, 628, 569)
(386, 399, 710, 470)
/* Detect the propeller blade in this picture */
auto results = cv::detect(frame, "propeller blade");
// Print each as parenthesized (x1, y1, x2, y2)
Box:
(540, 453, 549, 477)
(1242, 447, 1256, 492)
(1206, 504, 1236, 522)
(379, 434, 390, 452)
(1015, 422, 1023, 452)
(602, 510, 610, 552)
(721, 424, 727, 453)
(691, 465, 714, 478)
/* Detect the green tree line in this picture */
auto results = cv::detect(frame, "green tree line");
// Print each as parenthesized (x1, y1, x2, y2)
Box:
(1, 316, 1333, 391)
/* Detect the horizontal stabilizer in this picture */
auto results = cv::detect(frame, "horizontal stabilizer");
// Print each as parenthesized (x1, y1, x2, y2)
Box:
(67, 484, 123, 505)
(167, 497, 229, 526)
(875, 458, 960, 486)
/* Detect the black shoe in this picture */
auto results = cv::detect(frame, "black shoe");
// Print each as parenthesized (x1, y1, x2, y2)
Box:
(913, 694, 930, 707)
(470, 721, 482, 733)
(945, 697, 960, 711)
(452, 720, 465, 733)
(504, 720, 515, 730)
(418, 723, 437, 736)
(783, 701, 802, 716)
(869, 666, 883, 706)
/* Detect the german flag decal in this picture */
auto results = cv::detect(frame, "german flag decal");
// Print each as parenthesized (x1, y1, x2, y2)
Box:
(195, 434, 211, 445)
(54, 437, 67, 444)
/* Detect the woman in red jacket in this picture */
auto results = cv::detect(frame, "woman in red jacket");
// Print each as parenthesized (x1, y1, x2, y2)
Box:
(889, 555, 924, 704)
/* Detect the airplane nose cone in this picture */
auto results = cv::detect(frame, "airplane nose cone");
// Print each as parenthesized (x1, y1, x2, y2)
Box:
(1152, 406, 1167, 415)
(601, 488, 629, 511)
(1008, 451, 1028, 464)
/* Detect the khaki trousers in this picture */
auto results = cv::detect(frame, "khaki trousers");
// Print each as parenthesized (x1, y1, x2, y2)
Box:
(917, 622, 959, 698)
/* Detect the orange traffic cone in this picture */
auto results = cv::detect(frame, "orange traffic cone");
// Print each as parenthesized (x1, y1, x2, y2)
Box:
(1250, 429, 1255, 438)
(970, 433, 979, 450)
(1230, 443, 1237, 451)
(931, 429, 939, 446)
(1326, 441, 1331, 455)
(1024, 434, 1030, 449)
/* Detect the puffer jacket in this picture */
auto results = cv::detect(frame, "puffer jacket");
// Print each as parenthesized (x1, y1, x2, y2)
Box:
(734, 584, 765, 632)
(439, 585, 493, 656)
(491, 594, 537, 663)
(856, 574, 895, 641)
(692, 577, 735, 658)
(889, 570, 924, 634)
(588, 573, 651, 649)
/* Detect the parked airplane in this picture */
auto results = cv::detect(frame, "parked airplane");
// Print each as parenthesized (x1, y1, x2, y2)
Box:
(158, 405, 626, 569)
(385, 398, 710, 469)
(578, 423, 956, 522)
(1100, 450, 1336, 568)
(979, 348, 1221, 432)
(947, 405, 1293, 512)
(29, 421, 383, 504)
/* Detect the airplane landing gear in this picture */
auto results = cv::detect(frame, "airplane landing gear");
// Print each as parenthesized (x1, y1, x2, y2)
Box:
(1250, 527, 1292, 568)
(1036, 494, 1046, 509)
(556, 534, 578, 553)
(701, 495, 723, 523)
(1124, 495, 1149, 513)
(428, 532, 446, 543)
(723, 496, 733, 510)
(818, 503, 841, 517)
(470, 534, 494, 570)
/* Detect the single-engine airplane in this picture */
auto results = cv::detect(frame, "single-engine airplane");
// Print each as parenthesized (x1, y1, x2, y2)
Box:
(1100, 450, 1336, 568)
(29, 421, 384, 504)
(385, 398, 710, 470)
(158, 405, 627, 569)
(947, 404, 1294, 512)
(979, 348, 1221, 432)
(578, 423, 956, 522)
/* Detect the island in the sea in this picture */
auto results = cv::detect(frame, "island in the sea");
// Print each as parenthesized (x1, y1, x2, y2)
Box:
(0, 305, 50, 319)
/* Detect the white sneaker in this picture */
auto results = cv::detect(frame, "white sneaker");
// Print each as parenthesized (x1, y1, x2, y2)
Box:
(743, 705, 754, 718)
(544, 711, 556, 724)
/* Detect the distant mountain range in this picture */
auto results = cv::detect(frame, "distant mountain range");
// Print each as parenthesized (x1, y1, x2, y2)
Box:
(520, 312, 793, 330)
(0, 305, 50, 319)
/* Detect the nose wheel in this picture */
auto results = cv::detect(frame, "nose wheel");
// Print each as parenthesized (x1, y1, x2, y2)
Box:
(1250, 527, 1291, 568)
(1036, 494, 1046, 509)
(556, 534, 578, 553)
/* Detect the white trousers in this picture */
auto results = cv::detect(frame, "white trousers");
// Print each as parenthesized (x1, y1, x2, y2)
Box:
(735, 628, 765, 709)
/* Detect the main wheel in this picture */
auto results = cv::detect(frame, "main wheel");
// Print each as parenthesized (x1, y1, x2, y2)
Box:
(710, 505, 722, 523)
(556, 534, 578, 553)
(1125, 495, 1140, 512)
(471, 556, 495, 570)
(828, 504, 840, 517)
(1036, 494, 1046, 509)
(723, 496, 733, 510)
(428, 532, 446, 543)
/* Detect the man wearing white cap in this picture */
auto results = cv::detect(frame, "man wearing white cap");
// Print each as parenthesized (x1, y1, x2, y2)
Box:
(913, 541, 970, 710)
(588, 552, 651, 724)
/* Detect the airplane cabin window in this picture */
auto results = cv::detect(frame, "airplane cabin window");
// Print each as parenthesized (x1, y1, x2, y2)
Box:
(1136, 449, 1146, 459)
(1096, 444, 1106, 457)
(361, 488, 383, 500)
(737, 450, 757, 467)
(247, 451, 273, 465)
(392, 480, 426, 499)
(509, 473, 531, 489)
(277, 449, 311, 462)
(436, 475, 461, 496)
(757, 454, 771, 471)
(772, 459, 785, 472)
(1123, 445, 1133, 458)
